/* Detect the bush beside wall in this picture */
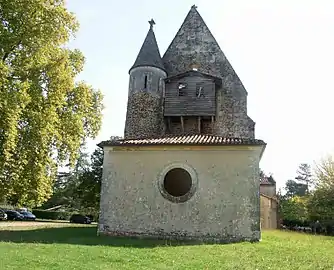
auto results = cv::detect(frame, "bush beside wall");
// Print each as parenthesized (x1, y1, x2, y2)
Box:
(32, 210, 74, 220)
(32, 209, 99, 221)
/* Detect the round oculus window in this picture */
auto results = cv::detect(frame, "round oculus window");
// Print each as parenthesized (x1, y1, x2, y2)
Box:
(158, 164, 198, 203)
(163, 168, 192, 197)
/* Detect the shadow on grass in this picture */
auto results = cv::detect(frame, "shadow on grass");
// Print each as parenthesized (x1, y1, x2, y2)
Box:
(0, 226, 207, 248)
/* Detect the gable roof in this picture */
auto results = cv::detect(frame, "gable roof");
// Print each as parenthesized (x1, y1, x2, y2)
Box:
(162, 6, 247, 95)
(129, 22, 165, 73)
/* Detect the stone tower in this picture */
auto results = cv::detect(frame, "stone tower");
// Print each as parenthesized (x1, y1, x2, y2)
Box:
(124, 19, 167, 139)
(124, 6, 255, 139)
(162, 5, 255, 138)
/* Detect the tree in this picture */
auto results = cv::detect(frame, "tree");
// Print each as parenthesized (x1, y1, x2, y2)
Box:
(279, 196, 309, 224)
(307, 188, 334, 221)
(41, 147, 103, 212)
(75, 147, 103, 211)
(284, 179, 307, 198)
(308, 156, 334, 221)
(0, 0, 103, 206)
(314, 156, 334, 190)
(41, 149, 91, 210)
(295, 163, 313, 194)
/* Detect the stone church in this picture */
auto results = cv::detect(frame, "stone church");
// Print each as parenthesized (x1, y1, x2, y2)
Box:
(98, 5, 267, 243)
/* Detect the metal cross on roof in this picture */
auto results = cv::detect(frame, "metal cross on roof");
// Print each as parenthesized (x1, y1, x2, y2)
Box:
(149, 19, 155, 29)
(191, 4, 198, 9)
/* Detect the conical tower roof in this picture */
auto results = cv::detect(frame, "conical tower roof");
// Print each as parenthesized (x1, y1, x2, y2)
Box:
(162, 5, 246, 94)
(129, 19, 165, 73)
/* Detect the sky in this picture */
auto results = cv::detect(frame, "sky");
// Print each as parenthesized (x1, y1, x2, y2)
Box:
(65, 0, 334, 190)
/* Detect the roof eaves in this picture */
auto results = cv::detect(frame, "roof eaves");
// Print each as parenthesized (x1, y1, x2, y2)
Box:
(165, 70, 222, 82)
(98, 135, 266, 148)
(260, 193, 279, 202)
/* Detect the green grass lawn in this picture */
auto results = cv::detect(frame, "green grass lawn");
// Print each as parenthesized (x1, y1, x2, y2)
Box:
(0, 223, 333, 270)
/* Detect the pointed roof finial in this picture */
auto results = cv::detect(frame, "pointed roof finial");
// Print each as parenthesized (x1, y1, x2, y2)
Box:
(149, 19, 155, 29)
(191, 4, 198, 9)
(129, 19, 165, 73)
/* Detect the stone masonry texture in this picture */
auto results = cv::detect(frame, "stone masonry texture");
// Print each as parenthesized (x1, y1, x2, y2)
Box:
(98, 146, 263, 243)
(124, 66, 167, 139)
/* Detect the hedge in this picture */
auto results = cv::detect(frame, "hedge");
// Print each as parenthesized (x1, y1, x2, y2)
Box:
(32, 210, 74, 220)
(32, 209, 99, 221)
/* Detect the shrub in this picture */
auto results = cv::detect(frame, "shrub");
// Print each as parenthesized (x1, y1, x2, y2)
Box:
(0, 204, 15, 210)
(32, 210, 74, 220)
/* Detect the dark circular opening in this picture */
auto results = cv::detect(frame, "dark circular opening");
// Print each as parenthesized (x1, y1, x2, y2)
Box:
(163, 168, 192, 197)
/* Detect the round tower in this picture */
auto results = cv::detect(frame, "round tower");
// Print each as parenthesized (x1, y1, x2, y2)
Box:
(124, 20, 167, 139)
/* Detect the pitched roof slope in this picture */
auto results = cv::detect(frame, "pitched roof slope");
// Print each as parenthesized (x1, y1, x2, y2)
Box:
(129, 22, 165, 73)
(98, 134, 266, 147)
(162, 6, 247, 94)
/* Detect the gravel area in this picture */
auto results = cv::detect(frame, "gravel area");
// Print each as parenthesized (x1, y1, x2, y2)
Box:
(0, 220, 96, 228)
(0, 221, 71, 227)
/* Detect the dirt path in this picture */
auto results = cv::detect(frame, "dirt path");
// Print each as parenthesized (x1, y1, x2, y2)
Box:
(0, 220, 71, 228)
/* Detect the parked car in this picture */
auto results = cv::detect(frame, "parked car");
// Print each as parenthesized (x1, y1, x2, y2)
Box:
(69, 214, 91, 224)
(5, 210, 24, 221)
(19, 211, 36, 221)
(0, 209, 7, 221)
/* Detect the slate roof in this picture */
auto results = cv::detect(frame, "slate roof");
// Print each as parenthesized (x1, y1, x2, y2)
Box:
(161, 5, 247, 95)
(98, 134, 266, 147)
(129, 23, 165, 73)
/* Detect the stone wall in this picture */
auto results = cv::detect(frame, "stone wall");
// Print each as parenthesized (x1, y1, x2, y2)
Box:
(260, 195, 278, 229)
(98, 145, 263, 243)
(260, 185, 276, 198)
(166, 117, 200, 135)
(201, 118, 214, 134)
(214, 88, 255, 138)
(124, 92, 164, 139)
(124, 66, 166, 139)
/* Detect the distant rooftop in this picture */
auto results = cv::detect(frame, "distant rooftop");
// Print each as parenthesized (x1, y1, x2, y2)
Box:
(260, 175, 276, 185)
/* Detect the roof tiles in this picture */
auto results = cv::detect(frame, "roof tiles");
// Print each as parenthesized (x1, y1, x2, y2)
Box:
(98, 134, 266, 147)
